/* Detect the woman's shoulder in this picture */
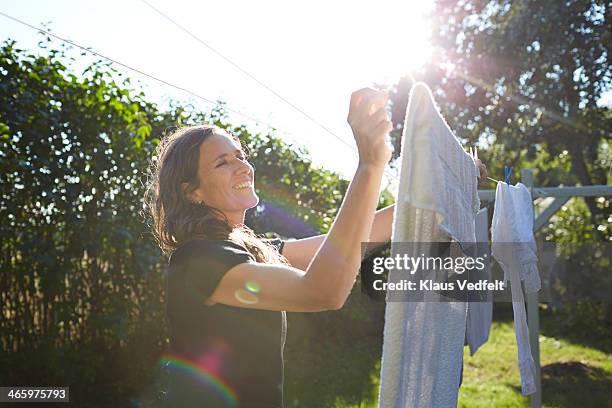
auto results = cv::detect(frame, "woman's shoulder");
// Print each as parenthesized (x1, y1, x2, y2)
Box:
(177, 238, 248, 250)
(169, 239, 254, 266)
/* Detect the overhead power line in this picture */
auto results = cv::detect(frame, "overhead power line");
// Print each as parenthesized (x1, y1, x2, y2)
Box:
(137, 0, 402, 185)
(0, 10, 285, 131)
(0, 10, 400, 184)
(139, 0, 356, 151)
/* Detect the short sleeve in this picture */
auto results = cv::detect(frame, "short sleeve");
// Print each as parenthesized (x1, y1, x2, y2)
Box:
(171, 239, 256, 300)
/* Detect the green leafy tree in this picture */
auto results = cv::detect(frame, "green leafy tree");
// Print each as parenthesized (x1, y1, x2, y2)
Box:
(383, 2, 612, 384)
(0, 38, 395, 405)
(387, 0, 610, 235)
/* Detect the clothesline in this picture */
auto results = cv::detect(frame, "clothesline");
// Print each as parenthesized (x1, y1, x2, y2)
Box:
(379, 83, 542, 407)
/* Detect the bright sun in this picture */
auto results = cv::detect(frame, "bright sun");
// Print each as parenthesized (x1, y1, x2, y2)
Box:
(361, 1, 434, 83)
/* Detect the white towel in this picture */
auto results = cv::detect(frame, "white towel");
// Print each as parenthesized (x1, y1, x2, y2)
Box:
(378, 83, 480, 407)
(491, 182, 540, 395)
(395, 83, 481, 247)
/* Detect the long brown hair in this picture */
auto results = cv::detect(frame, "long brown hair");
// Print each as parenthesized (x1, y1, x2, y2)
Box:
(143, 124, 289, 265)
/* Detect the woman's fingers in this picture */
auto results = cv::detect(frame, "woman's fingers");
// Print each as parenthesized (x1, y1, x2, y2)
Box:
(366, 92, 389, 115)
(348, 88, 375, 118)
(348, 87, 392, 167)
(348, 88, 388, 124)
(370, 106, 389, 127)
(371, 116, 393, 138)
(348, 96, 389, 132)
(474, 159, 488, 181)
(348, 88, 370, 110)
(356, 107, 390, 141)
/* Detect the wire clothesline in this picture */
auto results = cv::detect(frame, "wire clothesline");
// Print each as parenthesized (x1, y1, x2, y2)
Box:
(140, 0, 508, 192)
(8, 5, 581, 200)
(0, 10, 407, 182)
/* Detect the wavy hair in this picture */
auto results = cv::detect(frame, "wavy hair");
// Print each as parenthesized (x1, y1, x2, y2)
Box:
(143, 124, 289, 265)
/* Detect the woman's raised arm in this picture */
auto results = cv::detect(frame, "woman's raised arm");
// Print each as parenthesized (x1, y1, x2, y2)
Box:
(206, 88, 393, 312)
(281, 204, 395, 270)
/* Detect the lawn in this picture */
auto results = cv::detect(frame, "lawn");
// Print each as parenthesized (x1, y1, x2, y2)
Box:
(286, 311, 612, 407)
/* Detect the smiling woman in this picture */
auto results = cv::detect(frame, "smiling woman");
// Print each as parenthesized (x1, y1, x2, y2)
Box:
(144, 124, 294, 407)
(144, 124, 286, 264)
(143, 88, 397, 407)
(183, 130, 260, 226)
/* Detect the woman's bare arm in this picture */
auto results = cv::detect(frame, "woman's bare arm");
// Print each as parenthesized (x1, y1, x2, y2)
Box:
(281, 158, 488, 270)
(208, 163, 387, 312)
(207, 88, 392, 312)
(281, 204, 395, 270)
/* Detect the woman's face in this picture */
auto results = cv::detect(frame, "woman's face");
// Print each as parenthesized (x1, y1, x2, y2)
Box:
(188, 132, 258, 223)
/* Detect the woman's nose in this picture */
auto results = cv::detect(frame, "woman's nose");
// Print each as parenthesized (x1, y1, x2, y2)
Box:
(234, 158, 253, 175)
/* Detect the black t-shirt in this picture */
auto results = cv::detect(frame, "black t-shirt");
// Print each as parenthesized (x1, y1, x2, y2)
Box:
(164, 238, 286, 408)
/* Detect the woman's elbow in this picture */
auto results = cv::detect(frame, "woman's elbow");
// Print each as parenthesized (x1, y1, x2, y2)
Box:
(307, 294, 343, 311)
(301, 267, 351, 311)
(303, 287, 345, 311)
(328, 294, 348, 310)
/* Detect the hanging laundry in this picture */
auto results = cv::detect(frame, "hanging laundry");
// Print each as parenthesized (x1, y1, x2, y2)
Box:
(392, 83, 481, 248)
(491, 182, 541, 395)
(492, 183, 541, 292)
(378, 82, 480, 408)
(465, 207, 493, 356)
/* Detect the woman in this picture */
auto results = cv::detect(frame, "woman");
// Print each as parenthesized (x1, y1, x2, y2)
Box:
(145, 88, 487, 407)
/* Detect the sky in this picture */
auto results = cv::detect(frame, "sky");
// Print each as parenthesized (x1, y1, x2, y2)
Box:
(0, 0, 434, 182)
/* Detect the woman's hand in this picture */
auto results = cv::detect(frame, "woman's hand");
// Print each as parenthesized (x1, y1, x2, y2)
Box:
(347, 88, 393, 168)
(475, 158, 488, 185)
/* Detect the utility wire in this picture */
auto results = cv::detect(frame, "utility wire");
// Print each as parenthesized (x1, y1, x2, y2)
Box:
(144, 0, 498, 190)
(139, 0, 356, 151)
(137, 0, 404, 185)
(0, 10, 401, 184)
(0, 11, 283, 131)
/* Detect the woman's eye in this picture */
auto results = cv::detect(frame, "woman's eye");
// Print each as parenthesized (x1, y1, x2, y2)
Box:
(216, 155, 246, 168)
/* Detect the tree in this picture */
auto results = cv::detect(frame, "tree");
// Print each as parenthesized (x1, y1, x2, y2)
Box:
(387, 0, 610, 234)
(0, 38, 392, 405)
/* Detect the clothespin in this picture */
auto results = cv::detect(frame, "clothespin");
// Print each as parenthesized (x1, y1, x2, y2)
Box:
(471, 147, 505, 184)
(471, 146, 480, 182)
(504, 165, 513, 184)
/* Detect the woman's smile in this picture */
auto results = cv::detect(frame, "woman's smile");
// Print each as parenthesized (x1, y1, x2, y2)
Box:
(232, 181, 253, 191)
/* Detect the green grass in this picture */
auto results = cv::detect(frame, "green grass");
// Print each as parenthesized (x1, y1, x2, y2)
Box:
(286, 316, 612, 407)
(459, 319, 612, 407)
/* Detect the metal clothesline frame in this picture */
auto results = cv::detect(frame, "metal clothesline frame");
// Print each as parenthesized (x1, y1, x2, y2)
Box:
(477, 168, 612, 408)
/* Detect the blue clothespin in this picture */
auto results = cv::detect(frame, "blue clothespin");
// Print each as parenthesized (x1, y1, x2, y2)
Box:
(504, 166, 513, 184)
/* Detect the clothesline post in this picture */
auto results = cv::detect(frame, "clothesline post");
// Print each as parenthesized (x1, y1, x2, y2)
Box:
(476, 171, 612, 406)
(522, 168, 542, 408)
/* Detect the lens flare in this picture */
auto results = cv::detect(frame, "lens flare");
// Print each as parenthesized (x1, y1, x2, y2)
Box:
(255, 185, 319, 236)
(245, 281, 260, 293)
(160, 352, 238, 407)
(234, 289, 258, 304)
